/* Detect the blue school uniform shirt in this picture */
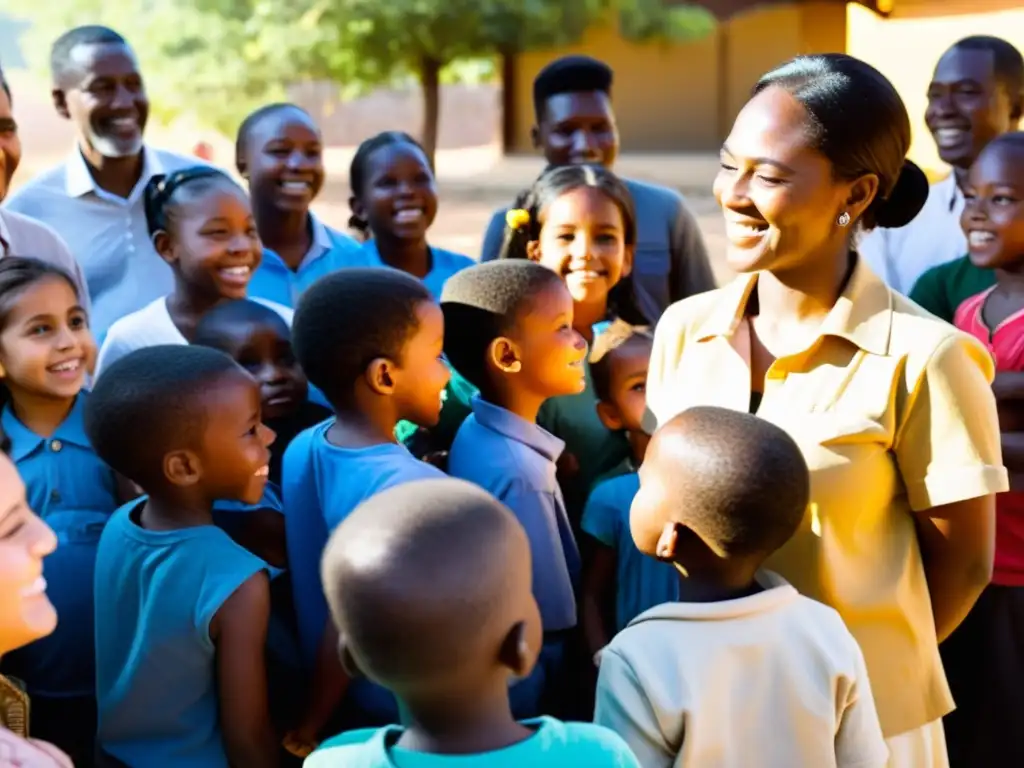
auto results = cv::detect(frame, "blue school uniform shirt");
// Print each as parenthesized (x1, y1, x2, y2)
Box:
(353, 241, 475, 299)
(306, 717, 642, 767)
(581, 472, 680, 632)
(0, 393, 117, 698)
(282, 422, 444, 719)
(94, 499, 267, 768)
(247, 215, 362, 307)
(447, 396, 580, 632)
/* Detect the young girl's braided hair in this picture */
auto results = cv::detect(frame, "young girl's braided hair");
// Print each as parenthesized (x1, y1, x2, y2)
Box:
(498, 164, 645, 324)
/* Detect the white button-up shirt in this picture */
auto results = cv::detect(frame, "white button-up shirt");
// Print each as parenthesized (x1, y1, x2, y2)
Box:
(4, 146, 204, 337)
(858, 173, 965, 296)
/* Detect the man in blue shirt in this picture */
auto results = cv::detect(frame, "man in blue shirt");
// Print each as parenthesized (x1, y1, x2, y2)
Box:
(479, 55, 714, 323)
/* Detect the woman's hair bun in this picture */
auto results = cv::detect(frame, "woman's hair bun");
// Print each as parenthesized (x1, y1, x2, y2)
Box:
(873, 160, 929, 230)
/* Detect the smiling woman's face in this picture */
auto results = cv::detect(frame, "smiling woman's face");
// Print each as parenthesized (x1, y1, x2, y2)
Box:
(713, 86, 857, 275)
(0, 453, 58, 655)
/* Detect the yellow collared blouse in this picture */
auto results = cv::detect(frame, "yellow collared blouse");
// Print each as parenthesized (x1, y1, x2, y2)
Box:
(643, 260, 1008, 737)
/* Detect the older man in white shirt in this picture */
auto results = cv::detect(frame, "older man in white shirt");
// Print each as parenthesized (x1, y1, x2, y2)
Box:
(859, 36, 1023, 295)
(4, 26, 204, 337)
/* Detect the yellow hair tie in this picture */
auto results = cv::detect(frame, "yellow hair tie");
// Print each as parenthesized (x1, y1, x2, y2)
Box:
(505, 208, 530, 231)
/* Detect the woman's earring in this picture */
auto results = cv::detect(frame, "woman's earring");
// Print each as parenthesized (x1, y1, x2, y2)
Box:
(837, 211, 851, 227)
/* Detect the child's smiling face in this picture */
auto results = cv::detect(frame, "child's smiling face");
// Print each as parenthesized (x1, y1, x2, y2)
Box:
(392, 300, 451, 428)
(0, 275, 95, 400)
(358, 143, 438, 243)
(529, 186, 633, 308)
(160, 181, 262, 301)
(961, 137, 1024, 271)
(243, 107, 325, 214)
(599, 338, 652, 434)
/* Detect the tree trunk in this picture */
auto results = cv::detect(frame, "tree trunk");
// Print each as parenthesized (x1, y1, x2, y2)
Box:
(500, 48, 517, 154)
(419, 56, 442, 170)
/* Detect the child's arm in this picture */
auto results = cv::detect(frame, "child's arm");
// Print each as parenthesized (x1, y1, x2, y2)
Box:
(216, 509, 288, 569)
(581, 537, 616, 664)
(287, 619, 351, 747)
(835, 640, 888, 768)
(594, 647, 674, 768)
(213, 570, 278, 768)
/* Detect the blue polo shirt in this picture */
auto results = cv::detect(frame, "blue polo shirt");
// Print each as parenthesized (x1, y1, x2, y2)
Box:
(582, 472, 679, 632)
(247, 214, 362, 307)
(0, 393, 118, 697)
(306, 717, 642, 768)
(282, 422, 444, 722)
(353, 241, 475, 299)
(447, 396, 580, 632)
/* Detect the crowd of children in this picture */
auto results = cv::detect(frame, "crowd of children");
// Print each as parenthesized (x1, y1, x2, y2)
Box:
(1, 19, 1023, 768)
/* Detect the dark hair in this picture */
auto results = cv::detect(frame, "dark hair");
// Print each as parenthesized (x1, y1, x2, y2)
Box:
(234, 102, 315, 172)
(50, 26, 127, 87)
(951, 36, 1024, 104)
(347, 131, 428, 235)
(193, 299, 289, 352)
(440, 260, 564, 391)
(321, 478, 529, 689)
(0, 257, 82, 455)
(84, 345, 244, 489)
(589, 320, 653, 403)
(533, 55, 613, 122)
(499, 164, 644, 323)
(143, 166, 238, 238)
(754, 54, 929, 230)
(292, 268, 432, 408)
(985, 130, 1024, 154)
(657, 406, 809, 558)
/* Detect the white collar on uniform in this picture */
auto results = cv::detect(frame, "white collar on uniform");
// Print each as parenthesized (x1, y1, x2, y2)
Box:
(64, 144, 165, 203)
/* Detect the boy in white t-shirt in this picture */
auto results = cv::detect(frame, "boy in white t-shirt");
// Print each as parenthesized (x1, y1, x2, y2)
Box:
(594, 406, 888, 768)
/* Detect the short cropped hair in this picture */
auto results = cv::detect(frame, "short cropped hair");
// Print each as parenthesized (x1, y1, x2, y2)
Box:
(322, 478, 528, 687)
(292, 268, 432, 408)
(440, 261, 563, 391)
(84, 345, 244, 488)
(192, 299, 289, 351)
(50, 26, 127, 87)
(952, 36, 1024, 101)
(589, 320, 653, 403)
(656, 407, 809, 559)
(533, 55, 613, 121)
(234, 102, 313, 170)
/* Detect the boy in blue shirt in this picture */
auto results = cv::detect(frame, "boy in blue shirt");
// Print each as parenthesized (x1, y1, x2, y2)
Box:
(283, 268, 451, 749)
(441, 261, 586, 716)
(85, 345, 278, 768)
(580, 322, 678, 665)
(307, 478, 641, 768)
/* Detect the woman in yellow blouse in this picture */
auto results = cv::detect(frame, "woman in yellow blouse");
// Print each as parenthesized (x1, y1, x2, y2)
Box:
(0, 452, 70, 767)
(644, 54, 1006, 768)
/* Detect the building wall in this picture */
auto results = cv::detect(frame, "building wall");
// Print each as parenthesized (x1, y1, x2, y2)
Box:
(510, 3, 848, 152)
(847, 0, 1024, 176)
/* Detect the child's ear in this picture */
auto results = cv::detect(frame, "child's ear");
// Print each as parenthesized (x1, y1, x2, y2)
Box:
(621, 243, 636, 279)
(499, 620, 536, 680)
(655, 522, 683, 562)
(596, 400, 624, 431)
(487, 337, 522, 374)
(152, 231, 176, 265)
(337, 632, 364, 679)
(163, 449, 201, 487)
(525, 239, 542, 263)
(365, 357, 397, 396)
(349, 195, 366, 222)
(51, 88, 70, 120)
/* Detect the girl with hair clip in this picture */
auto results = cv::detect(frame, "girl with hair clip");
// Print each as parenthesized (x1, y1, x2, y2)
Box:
(94, 166, 293, 377)
(0, 257, 128, 767)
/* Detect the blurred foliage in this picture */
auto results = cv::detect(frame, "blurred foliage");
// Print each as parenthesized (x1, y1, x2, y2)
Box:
(5, 0, 715, 144)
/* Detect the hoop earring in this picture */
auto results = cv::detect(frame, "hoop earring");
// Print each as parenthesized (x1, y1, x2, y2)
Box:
(837, 212, 851, 227)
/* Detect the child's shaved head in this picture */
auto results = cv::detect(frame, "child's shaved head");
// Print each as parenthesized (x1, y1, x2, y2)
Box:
(631, 407, 809, 563)
(321, 479, 542, 703)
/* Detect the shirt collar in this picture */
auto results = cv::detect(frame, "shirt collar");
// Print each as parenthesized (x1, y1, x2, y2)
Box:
(693, 256, 893, 357)
(65, 145, 165, 201)
(626, 570, 797, 624)
(0, 210, 10, 257)
(936, 172, 961, 213)
(1, 395, 92, 463)
(470, 395, 565, 463)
